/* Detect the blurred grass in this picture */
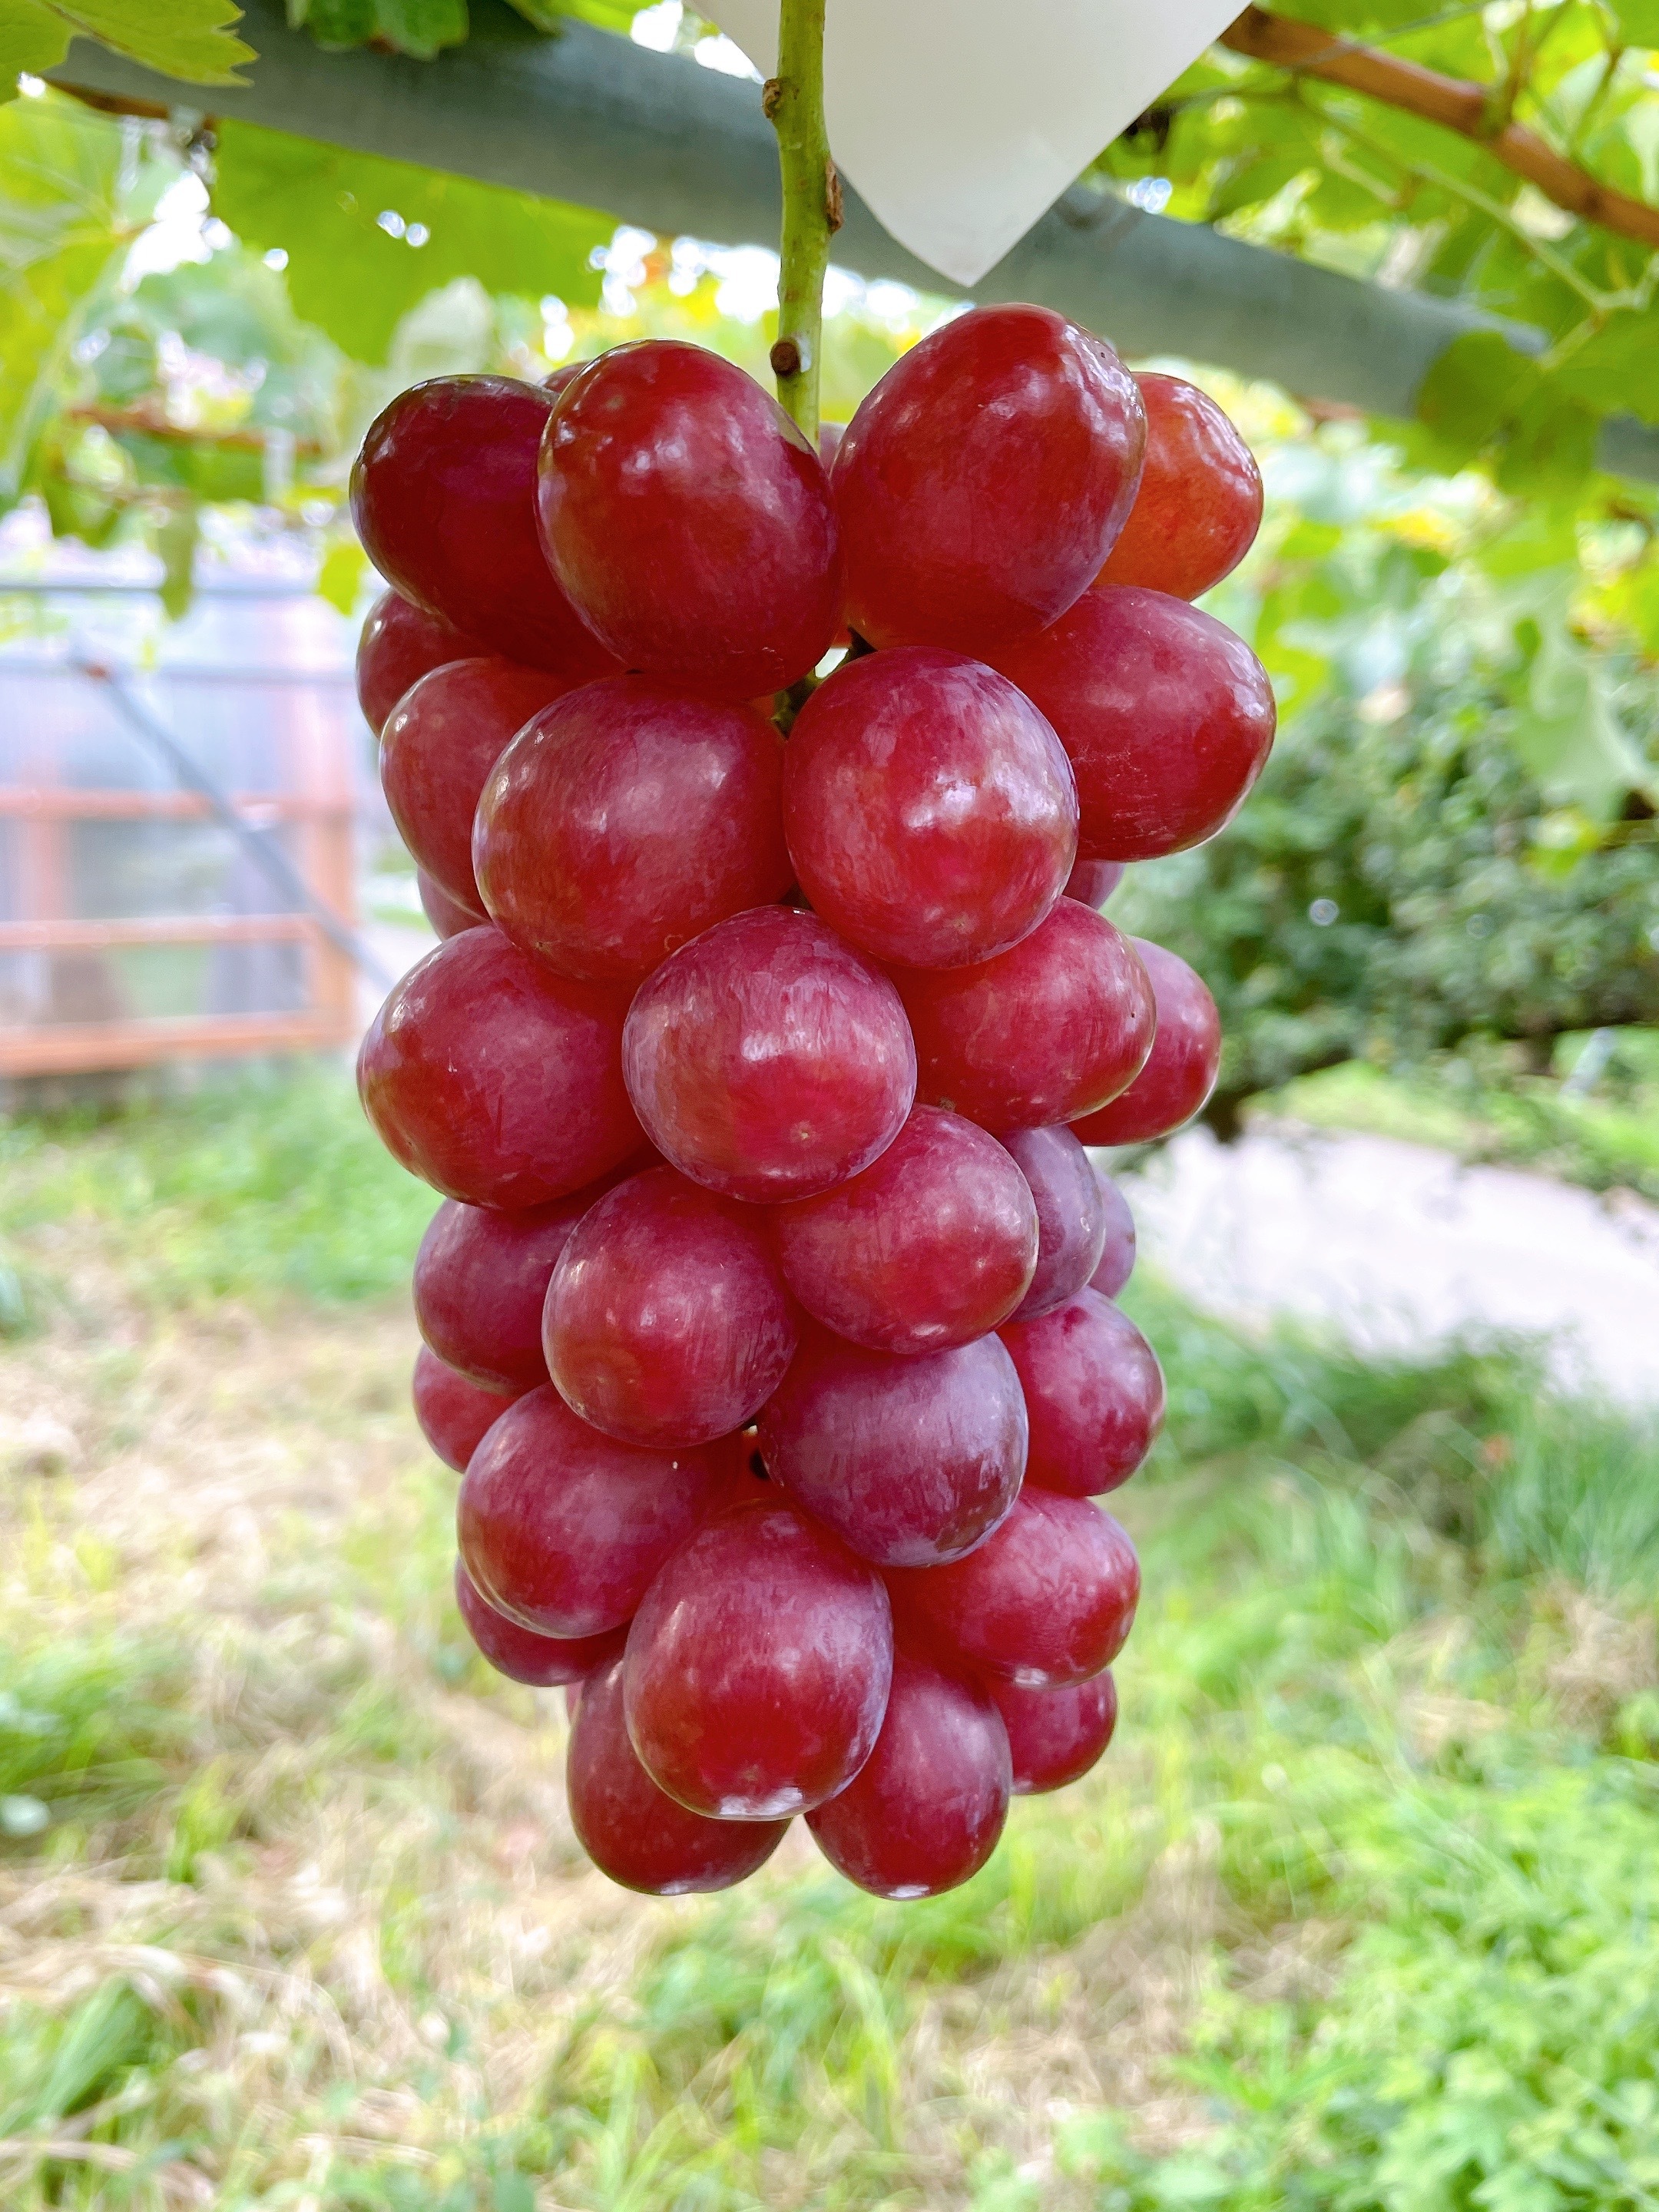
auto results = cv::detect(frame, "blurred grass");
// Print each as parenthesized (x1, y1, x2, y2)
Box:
(2, 1068, 1657, 2207)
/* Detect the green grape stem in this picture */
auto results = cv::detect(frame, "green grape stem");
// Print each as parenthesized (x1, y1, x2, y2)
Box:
(764, 0, 840, 444)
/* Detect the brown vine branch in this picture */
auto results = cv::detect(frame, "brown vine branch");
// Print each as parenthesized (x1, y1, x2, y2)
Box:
(1220, 5, 1659, 250)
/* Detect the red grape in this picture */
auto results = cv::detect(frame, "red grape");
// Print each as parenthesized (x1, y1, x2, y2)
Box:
(544, 1166, 797, 1448)
(623, 1495, 892, 1817)
(989, 1672, 1118, 1796)
(412, 1345, 518, 1473)
(1093, 373, 1263, 601)
(989, 587, 1276, 861)
(1000, 1288, 1164, 1497)
(782, 647, 1077, 968)
(893, 899, 1154, 1132)
(381, 657, 571, 911)
(351, 376, 621, 675)
(418, 869, 479, 940)
(474, 677, 791, 984)
(1071, 941, 1222, 1147)
(831, 304, 1145, 654)
(770, 1106, 1037, 1353)
(536, 341, 841, 697)
(1064, 858, 1125, 908)
(1002, 1124, 1107, 1322)
(359, 928, 641, 1209)
(453, 1558, 624, 1687)
(1089, 1172, 1137, 1299)
(887, 1488, 1138, 1687)
(568, 1655, 789, 1895)
(356, 588, 482, 737)
(757, 1324, 1027, 1568)
(806, 1652, 1010, 1897)
(622, 907, 916, 1202)
(414, 1174, 629, 1392)
(457, 1384, 720, 1638)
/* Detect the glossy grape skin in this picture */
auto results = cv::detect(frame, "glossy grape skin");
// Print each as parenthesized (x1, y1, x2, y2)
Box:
(474, 677, 791, 985)
(568, 1655, 789, 1895)
(356, 588, 482, 737)
(537, 340, 842, 697)
(758, 1325, 1027, 1568)
(359, 928, 641, 1210)
(769, 1106, 1037, 1354)
(887, 1489, 1139, 1687)
(783, 647, 1077, 969)
(623, 907, 916, 1203)
(1064, 857, 1125, 908)
(1071, 941, 1222, 1147)
(457, 1384, 720, 1638)
(1000, 1289, 1164, 1498)
(989, 1672, 1118, 1795)
(1002, 1124, 1108, 1323)
(412, 1346, 519, 1472)
(544, 1167, 798, 1448)
(893, 899, 1154, 1133)
(990, 588, 1276, 862)
(418, 869, 479, 940)
(623, 1495, 893, 1818)
(414, 1174, 628, 1391)
(381, 657, 572, 912)
(1093, 373, 1263, 601)
(351, 376, 620, 676)
(1089, 1172, 1137, 1298)
(831, 305, 1145, 654)
(806, 1653, 1010, 1897)
(453, 1558, 624, 1688)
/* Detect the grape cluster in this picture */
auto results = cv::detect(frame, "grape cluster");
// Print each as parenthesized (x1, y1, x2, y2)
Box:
(351, 306, 1267, 1900)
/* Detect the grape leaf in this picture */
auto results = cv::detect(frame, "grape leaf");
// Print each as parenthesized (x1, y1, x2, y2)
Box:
(286, 0, 469, 59)
(210, 120, 607, 363)
(5, 1, 253, 88)
(1608, 0, 1659, 48)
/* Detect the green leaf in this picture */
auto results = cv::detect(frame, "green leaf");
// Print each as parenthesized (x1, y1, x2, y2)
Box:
(1551, 310, 1659, 426)
(210, 119, 608, 363)
(9, 1, 253, 86)
(1608, 0, 1659, 48)
(1416, 330, 1540, 455)
(1512, 613, 1659, 817)
(316, 531, 367, 614)
(0, 91, 127, 502)
(287, 0, 469, 58)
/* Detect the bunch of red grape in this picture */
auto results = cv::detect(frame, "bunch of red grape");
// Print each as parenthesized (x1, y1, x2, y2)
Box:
(350, 306, 1267, 1901)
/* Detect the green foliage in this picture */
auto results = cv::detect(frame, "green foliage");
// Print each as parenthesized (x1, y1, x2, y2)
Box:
(0, 0, 253, 93)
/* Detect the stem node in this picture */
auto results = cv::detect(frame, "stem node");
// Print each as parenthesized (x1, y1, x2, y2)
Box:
(767, 0, 832, 442)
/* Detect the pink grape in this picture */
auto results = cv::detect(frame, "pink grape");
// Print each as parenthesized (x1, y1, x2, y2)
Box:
(412, 1346, 518, 1473)
(474, 677, 792, 984)
(418, 869, 479, 940)
(544, 1166, 798, 1448)
(1071, 941, 1222, 1146)
(989, 1673, 1118, 1795)
(888, 1488, 1138, 1687)
(414, 1174, 631, 1391)
(769, 1106, 1037, 1353)
(1002, 1124, 1108, 1322)
(1000, 1288, 1164, 1497)
(831, 304, 1145, 654)
(453, 1558, 624, 1688)
(356, 588, 482, 737)
(1093, 373, 1263, 601)
(757, 1324, 1027, 1568)
(358, 928, 641, 1209)
(1089, 1172, 1137, 1298)
(806, 1652, 1010, 1897)
(623, 1495, 892, 1817)
(380, 657, 570, 912)
(457, 1385, 720, 1639)
(1064, 858, 1126, 908)
(351, 376, 621, 675)
(536, 340, 842, 697)
(622, 906, 916, 1202)
(568, 1656, 789, 1895)
(990, 587, 1276, 861)
(782, 647, 1077, 968)
(893, 899, 1154, 1131)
